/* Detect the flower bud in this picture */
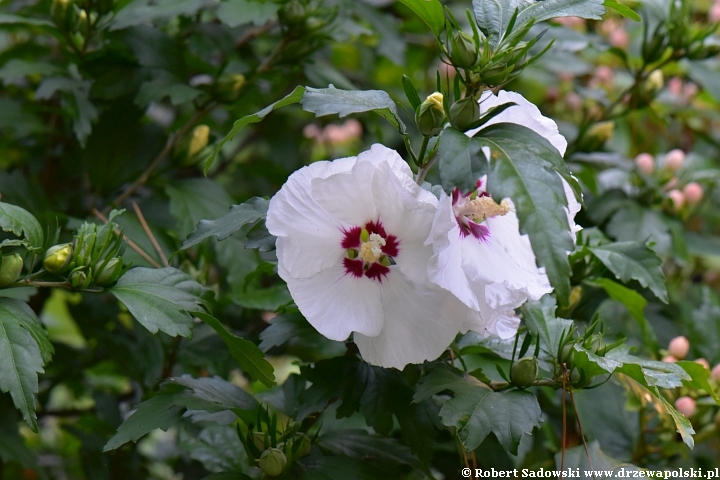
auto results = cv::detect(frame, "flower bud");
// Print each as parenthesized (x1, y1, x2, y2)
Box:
(415, 92, 446, 136)
(682, 182, 703, 204)
(95, 257, 123, 286)
(253, 431, 267, 453)
(449, 97, 480, 131)
(645, 70, 664, 94)
(675, 396, 696, 417)
(448, 31, 478, 69)
(711, 363, 720, 381)
(257, 448, 287, 477)
(584, 334, 605, 356)
(560, 343, 575, 370)
(668, 336, 689, 360)
(44, 243, 73, 273)
(634, 153, 655, 174)
(694, 358, 710, 370)
(0, 254, 23, 288)
(480, 63, 512, 86)
(279, 0, 305, 25)
(510, 356, 538, 387)
(51, 0, 72, 29)
(586, 121, 615, 143)
(188, 125, 210, 158)
(662, 355, 677, 363)
(69, 269, 88, 289)
(293, 433, 312, 459)
(667, 189, 685, 211)
(216, 74, 245, 102)
(642, 30, 667, 64)
(664, 149, 685, 171)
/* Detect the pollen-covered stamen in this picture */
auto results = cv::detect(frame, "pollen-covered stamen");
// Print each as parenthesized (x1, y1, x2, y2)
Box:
(359, 233, 386, 263)
(452, 188, 510, 241)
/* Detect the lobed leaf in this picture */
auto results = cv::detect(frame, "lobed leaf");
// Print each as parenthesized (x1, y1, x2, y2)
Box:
(0, 202, 44, 249)
(437, 127, 488, 194)
(181, 197, 269, 250)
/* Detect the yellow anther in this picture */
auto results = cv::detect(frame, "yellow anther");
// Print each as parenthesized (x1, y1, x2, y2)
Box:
(464, 196, 510, 222)
(359, 233, 386, 263)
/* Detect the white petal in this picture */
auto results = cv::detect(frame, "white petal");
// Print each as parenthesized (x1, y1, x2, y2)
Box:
(279, 264, 384, 340)
(427, 193, 480, 310)
(561, 175, 582, 242)
(371, 160, 436, 283)
(311, 158, 379, 226)
(275, 235, 344, 279)
(354, 275, 471, 369)
(468, 90, 567, 157)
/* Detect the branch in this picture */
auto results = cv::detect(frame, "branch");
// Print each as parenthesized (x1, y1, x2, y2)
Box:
(92, 209, 163, 268)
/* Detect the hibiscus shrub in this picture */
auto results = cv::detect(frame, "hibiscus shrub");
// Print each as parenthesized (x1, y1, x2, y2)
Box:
(1, 0, 720, 477)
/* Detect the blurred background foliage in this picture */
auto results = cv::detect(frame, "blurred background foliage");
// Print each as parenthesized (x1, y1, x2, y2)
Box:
(2, 0, 720, 478)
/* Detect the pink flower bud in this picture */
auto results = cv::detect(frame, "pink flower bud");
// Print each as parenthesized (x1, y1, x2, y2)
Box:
(683, 83, 699, 100)
(668, 189, 685, 211)
(683, 182, 703, 204)
(609, 29, 630, 49)
(710, 4, 720, 22)
(555, 16, 585, 28)
(668, 336, 690, 359)
(665, 149, 685, 171)
(694, 358, 710, 369)
(711, 364, 720, 381)
(565, 92, 583, 111)
(303, 124, 320, 140)
(667, 77, 684, 96)
(634, 153, 655, 174)
(662, 355, 678, 363)
(675, 396, 696, 417)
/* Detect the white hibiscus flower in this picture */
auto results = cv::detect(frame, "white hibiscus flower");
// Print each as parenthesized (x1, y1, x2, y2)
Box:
(427, 90, 582, 338)
(266, 144, 479, 369)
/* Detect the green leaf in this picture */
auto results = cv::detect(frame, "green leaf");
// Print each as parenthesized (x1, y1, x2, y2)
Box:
(476, 123, 576, 303)
(401, 75, 421, 111)
(135, 78, 201, 107)
(555, 440, 643, 472)
(109, 267, 208, 337)
(180, 424, 250, 475)
(0, 59, 60, 85)
(111, 0, 205, 30)
(316, 429, 421, 469)
(604, 0, 641, 21)
(437, 127, 488, 194)
(202, 474, 252, 480)
(0, 299, 53, 432)
(166, 178, 234, 238)
(0, 202, 44, 249)
(216, 0, 279, 28)
(686, 287, 720, 364)
(416, 368, 541, 454)
(103, 390, 186, 451)
(35, 75, 98, 147)
(521, 295, 573, 359)
(229, 262, 291, 311)
(605, 204, 670, 255)
(180, 197, 269, 250)
(292, 455, 388, 480)
(588, 241, 668, 303)
(169, 375, 259, 413)
(194, 312, 275, 388)
(397, 0, 445, 36)
(677, 361, 720, 404)
(0, 14, 54, 27)
(301, 86, 406, 135)
(652, 387, 695, 449)
(587, 278, 658, 352)
(204, 86, 305, 174)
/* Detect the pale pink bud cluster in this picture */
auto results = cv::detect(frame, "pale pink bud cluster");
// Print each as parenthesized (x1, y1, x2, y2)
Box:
(665, 149, 685, 171)
(303, 119, 363, 146)
(667, 77, 699, 103)
(711, 363, 720, 381)
(667, 189, 685, 211)
(683, 182, 704, 204)
(599, 19, 629, 48)
(695, 358, 710, 369)
(710, 0, 720, 22)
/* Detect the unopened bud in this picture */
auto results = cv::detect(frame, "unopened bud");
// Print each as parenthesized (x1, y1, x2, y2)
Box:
(257, 448, 287, 477)
(480, 63, 512, 86)
(44, 243, 73, 273)
(694, 358, 710, 370)
(216, 74, 246, 102)
(510, 356, 538, 387)
(188, 125, 210, 158)
(95, 257, 123, 286)
(664, 149, 685, 171)
(646, 70, 664, 94)
(682, 182, 703, 204)
(586, 121, 615, 143)
(560, 343, 575, 370)
(0, 254, 23, 288)
(253, 432, 267, 453)
(668, 189, 685, 210)
(69, 269, 88, 289)
(711, 363, 720, 381)
(449, 31, 478, 69)
(51, 0, 71, 29)
(449, 97, 480, 131)
(634, 153, 655, 174)
(75, 9, 89, 36)
(668, 336, 689, 359)
(279, 0, 305, 25)
(415, 92, 446, 136)
(675, 396, 696, 417)
(662, 355, 677, 363)
(293, 433, 312, 459)
(584, 334, 605, 356)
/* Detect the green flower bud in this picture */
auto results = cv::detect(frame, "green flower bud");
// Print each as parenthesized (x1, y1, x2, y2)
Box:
(293, 433, 312, 459)
(642, 32, 667, 64)
(510, 356, 538, 387)
(584, 334, 605, 356)
(0, 254, 23, 288)
(560, 343, 575, 370)
(75, 9, 89, 36)
(216, 74, 246, 102)
(51, 0, 72, 30)
(252, 431, 268, 453)
(570, 368, 592, 388)
(257, 448, 287, 477)
(449, 97, 480, 131)
(280, 0, 305, 25)
(95, 257, 123, 286)
(69, 269, 88, 289)
(44, 243, 73, 273)
(449, 31, 478, 69)
(415, 92, 446, 136)
(480, 63, 512, 87)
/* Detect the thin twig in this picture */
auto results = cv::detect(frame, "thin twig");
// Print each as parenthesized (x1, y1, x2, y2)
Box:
(104, 103, 216, 214)
(235, 21, 277, 50)
(131, 202, 169, 266)
(561, 363, 567, 473)
(470, 450, 477, 470)
(92, 209, 163, 269)
(415, 154, 438, 185)
(568, 381, 596, 479)
(460, 444, 470, 470)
